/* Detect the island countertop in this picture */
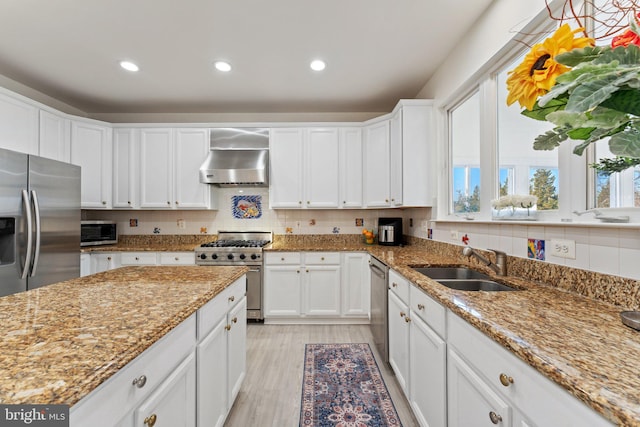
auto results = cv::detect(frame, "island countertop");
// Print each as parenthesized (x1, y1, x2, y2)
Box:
(266, 241, 640, 426)
(0, 266, 247, 407)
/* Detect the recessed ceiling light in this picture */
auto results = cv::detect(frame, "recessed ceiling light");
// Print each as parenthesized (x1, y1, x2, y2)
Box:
(310, 60, 326, 71)
(119, 61, 139, 72)
(215, 61, 232, 72)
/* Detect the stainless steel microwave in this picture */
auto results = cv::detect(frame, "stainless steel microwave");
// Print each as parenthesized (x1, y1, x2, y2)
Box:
(81, 221, 117, 247)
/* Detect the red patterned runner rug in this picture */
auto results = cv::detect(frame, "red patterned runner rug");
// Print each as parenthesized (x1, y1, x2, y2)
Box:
(299, 343, 403, 426)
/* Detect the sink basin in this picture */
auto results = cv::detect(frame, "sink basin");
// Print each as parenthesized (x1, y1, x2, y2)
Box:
(436, 279, 518, 292)
(412, 267, 491, 280)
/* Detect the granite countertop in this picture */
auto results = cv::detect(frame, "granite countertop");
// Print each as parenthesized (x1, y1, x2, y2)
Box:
(0, 266, 247, 407)
(266, 242, 640, 426)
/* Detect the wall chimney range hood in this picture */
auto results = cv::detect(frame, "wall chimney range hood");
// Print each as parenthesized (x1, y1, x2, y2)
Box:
(199, 128, 269, 186)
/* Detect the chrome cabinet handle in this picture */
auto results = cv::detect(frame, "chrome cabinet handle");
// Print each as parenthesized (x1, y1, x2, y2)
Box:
(404, 316, 411, 323)
(232, 317, 238, 323)
(228, 295, 235, 302)
(21, 190, 33, 279)
(132, 375, 147, 388)
(399, 311, 406, 318)
(107, 256, 112, 261)
(489, 411, 502, 424)
(417, 304, 425, 310)
(102, 201, 106, 205)
(499, 373, 514, 387)
(225, 324, 231, 331)
(392, 282, 398, 288)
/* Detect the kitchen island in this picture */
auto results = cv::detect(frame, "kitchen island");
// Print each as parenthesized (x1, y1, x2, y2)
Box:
(0, 265, 247, 408)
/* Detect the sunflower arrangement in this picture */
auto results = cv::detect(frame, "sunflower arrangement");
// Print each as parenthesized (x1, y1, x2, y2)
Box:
(506, 6, 640, 175)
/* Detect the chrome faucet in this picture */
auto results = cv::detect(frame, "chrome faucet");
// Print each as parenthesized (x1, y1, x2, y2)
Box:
(462, 246, 507, 276)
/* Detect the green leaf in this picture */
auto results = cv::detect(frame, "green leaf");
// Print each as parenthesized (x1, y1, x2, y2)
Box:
(533, 127, 569, 151)
(593, 44, 640, 66)
(565, 71, 639, 113)
(590, 156, 640, 175)
(609, 128, 640, 157)
(572, 139, 593, 155)
(567, 127, 596, 141)
(521, 98, 567, 121)
(545, 110, 588, 128)
(601, 89, 640, 116)
(555, 46, 608, 66)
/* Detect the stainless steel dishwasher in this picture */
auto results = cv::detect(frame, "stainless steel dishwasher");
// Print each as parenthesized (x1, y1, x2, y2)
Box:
(369, 256, 389, 364)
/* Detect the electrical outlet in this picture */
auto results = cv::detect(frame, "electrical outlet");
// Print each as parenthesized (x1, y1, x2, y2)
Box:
(177, 219, 186, 229)
(549, 239, 576, 259)
(450, 230, 459, 240)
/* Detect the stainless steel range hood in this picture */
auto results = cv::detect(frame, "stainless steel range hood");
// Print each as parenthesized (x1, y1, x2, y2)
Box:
(199, 128, 269, 186)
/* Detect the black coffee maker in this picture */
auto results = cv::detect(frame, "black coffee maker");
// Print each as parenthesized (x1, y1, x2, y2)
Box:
(377, 217, 403, 246)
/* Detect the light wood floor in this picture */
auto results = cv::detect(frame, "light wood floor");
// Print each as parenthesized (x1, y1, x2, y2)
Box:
(224, 323, 419, 427)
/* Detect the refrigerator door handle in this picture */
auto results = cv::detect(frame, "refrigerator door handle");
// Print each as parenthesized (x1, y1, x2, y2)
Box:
(30, 190, 41, 277)
(21, 190, 34, 279)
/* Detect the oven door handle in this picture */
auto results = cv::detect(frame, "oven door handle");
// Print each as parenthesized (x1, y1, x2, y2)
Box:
(247, 268, 261, 273)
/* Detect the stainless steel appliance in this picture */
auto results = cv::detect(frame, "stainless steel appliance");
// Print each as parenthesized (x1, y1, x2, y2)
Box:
(0, 148, 81, 296)
(195, 231, 271, 320)
(199, 128, 269, 186)
(378, 217, 403, 246)
(369, 256, 389, 363)
(81, 220, 117, 246)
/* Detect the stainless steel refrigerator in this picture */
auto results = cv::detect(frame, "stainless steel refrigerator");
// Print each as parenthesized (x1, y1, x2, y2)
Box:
(0, 148, 81, 296)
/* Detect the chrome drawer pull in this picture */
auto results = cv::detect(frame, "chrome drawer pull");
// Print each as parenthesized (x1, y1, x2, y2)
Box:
(417, 304, 425, 310)
(489, 411, 502, 424)
(499, 373, 514, 387)
(132, 375, 147, 388)
(144, 414, 157, 427)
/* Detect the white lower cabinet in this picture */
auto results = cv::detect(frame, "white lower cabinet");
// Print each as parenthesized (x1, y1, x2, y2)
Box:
(388, 289, 410, 397)
(91, 252, 121, 274)
(80, 253, 91, 277)
(197, 277, 247, 427)
(89, 251, 195, 274)
(264, 252, 368, 321)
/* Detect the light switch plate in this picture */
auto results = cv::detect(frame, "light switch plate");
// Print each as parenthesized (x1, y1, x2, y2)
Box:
(549, 239, 576, 259)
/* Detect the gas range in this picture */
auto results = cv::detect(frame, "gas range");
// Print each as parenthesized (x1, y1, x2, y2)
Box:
(195, 231, 272, 266)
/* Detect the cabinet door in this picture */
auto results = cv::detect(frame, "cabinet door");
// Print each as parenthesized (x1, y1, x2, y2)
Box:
(80, 253, 91, 277)
(388, 290, 410, 397)
(304, 265, 341, 316)
(0, 91, 38, 155)
(227, 296, 247, 405)
(39, 110, 70, 162)
(197, 316, 228, 427)
(175, 128, 211, 209)
(140, 128, 173, 208)
(389, 109, 403, 206)
(341, 253, 369, 317)
(264, 266, 301, 317)
(448, 349, 511, 427)
(269, 128, 303, 208)
(305, 128, 339, 208)
(339, 128, 363, 208)
(402, 104, 433, 207)
(113, 128, 138, 208)
(363, 120, 390, 207)
(91, 253, 121, 274)
(410, 313, 447, 427)
(135, 353, 196, 427)
(71, 120, 112, 209)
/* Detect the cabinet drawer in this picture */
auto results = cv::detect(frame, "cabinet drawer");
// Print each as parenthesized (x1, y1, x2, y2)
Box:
(447, 312, 612, 426)
(71, 315, 196, 425)
(264, 252, 301, 265)
(304, 252, 340, 264)
(389, 269, 409, 304)
(197, 276, 246, 340)
(410, 284, 445, 338)
(159, 252, 195, 265)
(121, 252, 158, 265)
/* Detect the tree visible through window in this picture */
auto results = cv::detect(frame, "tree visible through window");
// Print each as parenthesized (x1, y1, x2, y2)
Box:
(529, 168, 558, 210)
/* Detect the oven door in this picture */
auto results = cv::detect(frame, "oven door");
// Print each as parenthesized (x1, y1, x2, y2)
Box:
(246, 266, 262, 320)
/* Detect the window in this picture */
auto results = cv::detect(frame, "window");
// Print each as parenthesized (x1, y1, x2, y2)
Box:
(594, 139, 640, 207)
(449, 92, 481, 214)
(497, 54, 557, 211)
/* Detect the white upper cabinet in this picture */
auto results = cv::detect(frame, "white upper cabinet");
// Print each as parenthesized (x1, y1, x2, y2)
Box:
(389, 109, 403, 207)
(339, 128, 363, 208)
(305, 128, 339, 208)
(400, 101, 434, 207)
(174, 128, 212, 209)
(138, 128, 210, 210)
(140, 128, 173, 209)
(113, 128, 138, 209)
(0, 91, 39, 155)
(269, 128, 304, 208)
(71, 120, 113, 209)
(363, 120, 391, 207)
(39, 110, 70, 162)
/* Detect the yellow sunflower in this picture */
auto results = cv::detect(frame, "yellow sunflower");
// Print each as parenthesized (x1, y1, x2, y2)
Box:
(506, 24, 594, 111)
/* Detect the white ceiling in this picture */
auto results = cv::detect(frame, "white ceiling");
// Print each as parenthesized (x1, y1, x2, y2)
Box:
(0, 0, 494, 115)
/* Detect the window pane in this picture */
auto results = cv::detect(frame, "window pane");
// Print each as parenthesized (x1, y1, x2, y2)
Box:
(450, 92, 481, 213)
(592, 139, 640, 208)
(529, 167, 558, 210)
(497, 55, 557, 209)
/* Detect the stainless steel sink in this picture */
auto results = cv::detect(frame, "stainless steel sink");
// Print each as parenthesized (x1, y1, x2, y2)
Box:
(435, 279, 518, 292)
(410, 266, 518, 291)
(411, 267, 491, 280)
